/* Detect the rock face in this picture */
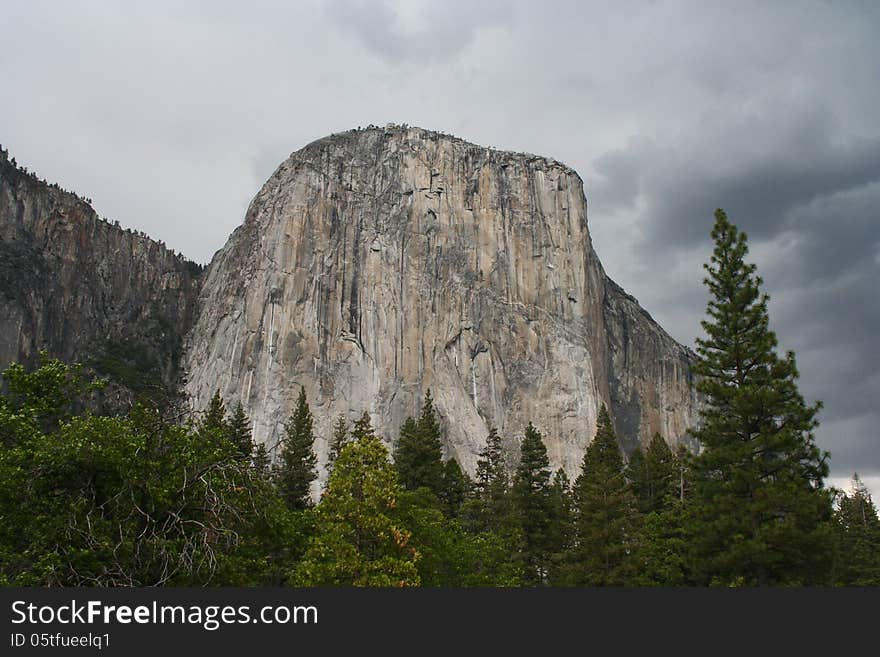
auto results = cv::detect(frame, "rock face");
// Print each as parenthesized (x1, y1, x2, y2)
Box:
(0, 147, 201, 401)
(184, 126, 700, 477)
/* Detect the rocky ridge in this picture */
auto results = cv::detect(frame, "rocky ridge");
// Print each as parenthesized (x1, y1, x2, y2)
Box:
(0, 146, 201, 404)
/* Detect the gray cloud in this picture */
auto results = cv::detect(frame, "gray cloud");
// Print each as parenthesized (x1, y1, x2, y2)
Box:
(1, 0, 877, 494)
(325, 0, 511, 64)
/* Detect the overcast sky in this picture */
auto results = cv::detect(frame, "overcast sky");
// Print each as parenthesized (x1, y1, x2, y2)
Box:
(2, 0, 878, 497)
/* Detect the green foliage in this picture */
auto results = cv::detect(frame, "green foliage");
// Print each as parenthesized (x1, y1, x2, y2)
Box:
(199, 389, 227, 436)
(464, 425, 515, 535)
(395, 488, 521, 586)
(325, 415, 349, 476)
(274, 386, 318, 511)
(473, 425, 508, 501)
(89, 339, 168, 406)
(628, 434, 678, 514)
(289, 425, 420, 587)
(547, 469, 575, 585)
(511, 422, 554, 585)
(227, 403, 253, 458)
(394, 390, 445, 495)
(688, 209, 834, 586)
(0, 359, 297, 586)
(251, 442, 272, 479)
(833, 474, 880, 586)
(351, 411, 375, 442)
(0, 329, 868, 588)
(439, 458, 470, 516)
(2, 351, 100, 434)
(632, 502, 690, 586)
(570, 407, 640, 585)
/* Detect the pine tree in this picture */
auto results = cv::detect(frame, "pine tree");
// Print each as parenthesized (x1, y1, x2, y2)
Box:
(251, 443, 272, 479)
(571, 406, 640, 585)
(199, 390, 227, 437)
(634, 500, 690, 586)
(439, 458, 470, 515)
(393, 391, 444, 494)
(275, 386, 318, 510)
(350, 411, 375, 443)
(511, 422, 554, 585)
(463, 425, 515, 536)
(326, 415, 349, 474)
(628, 433, 677, 513)
(547, 469, 575, 585)
(688, 209, 834, 586)
(227, 403, 253, 459)
(833, 474, 880, 586)
(473, 425, 508, 502)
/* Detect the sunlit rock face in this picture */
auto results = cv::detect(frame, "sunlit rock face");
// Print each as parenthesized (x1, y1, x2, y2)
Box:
(183, 126, 700, 479)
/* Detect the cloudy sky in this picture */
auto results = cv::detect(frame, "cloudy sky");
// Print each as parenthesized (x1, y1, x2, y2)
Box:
(2, 0, 878, 496)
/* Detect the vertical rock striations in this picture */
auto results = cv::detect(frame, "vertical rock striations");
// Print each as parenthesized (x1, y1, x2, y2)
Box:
(183, 126, 700, 477)
(0, 147, 201, 402)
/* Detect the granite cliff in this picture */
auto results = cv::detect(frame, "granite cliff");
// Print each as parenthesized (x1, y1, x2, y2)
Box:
(183, 126, 701, 478)
(0, 146, 201, 405)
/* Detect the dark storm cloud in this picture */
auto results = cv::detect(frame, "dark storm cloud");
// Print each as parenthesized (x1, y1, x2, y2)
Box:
(588, 104, 880, 493)
(1, 1, 877, 493)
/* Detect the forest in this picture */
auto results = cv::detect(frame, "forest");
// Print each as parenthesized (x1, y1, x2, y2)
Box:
(0, 210, 877, 587)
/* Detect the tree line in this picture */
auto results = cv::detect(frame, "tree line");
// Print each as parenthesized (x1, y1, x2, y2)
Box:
(0, 209, 877, 586)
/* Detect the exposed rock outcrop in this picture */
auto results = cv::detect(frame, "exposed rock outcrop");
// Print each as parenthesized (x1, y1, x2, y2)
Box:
(0, 147, 201, 403)
(183, 126, 701, 477)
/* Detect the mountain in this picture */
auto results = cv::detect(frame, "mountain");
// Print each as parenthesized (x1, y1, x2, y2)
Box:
(182, 126, 701, 476)
(0, 146, 201, 407)
(0, 128, 700, 478)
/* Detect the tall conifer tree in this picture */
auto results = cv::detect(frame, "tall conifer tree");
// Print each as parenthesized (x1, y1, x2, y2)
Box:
(275, 386, 318, 510)
(512, 422, 553, 585)
(199, 390, 227, 438)
(227, 403, 253, 459)
(326, 415, 349, 475)
(571, 406, 639, 585)
(393, 391, 445, 494)
(628, 433, 677, 513)
(464, 426, 514, 535)
(833, 474, 880, 586)
(440, 458, 470, 515)
(688, 209, 833, 586)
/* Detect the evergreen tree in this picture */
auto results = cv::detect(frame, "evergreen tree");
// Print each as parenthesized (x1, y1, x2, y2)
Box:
(675, 444, 691, 503)
(395, 486, 522, 586)
(571, 406, 640, 585)
(251, 442, 272, 479)
(547, 469, 575, 585)
(439, 458, 470, 515)
(227, 403, 253, 458)
(393, 391, 444, 494)
(473, 425, 508, 502)
(326, 415, 349, 474)
(633, 501, 690, 586)
(350, 411, 375, 443)
(688, 209, 834, 586)
(511, 422, 554, 585)
(290, 425, 420, 586)
(833, 474, 880, 586)
(199, 389, 227, 437)
(275, 386, 318, 511)
(628, 433, 677, 513)
(463, 425, 516, 537)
